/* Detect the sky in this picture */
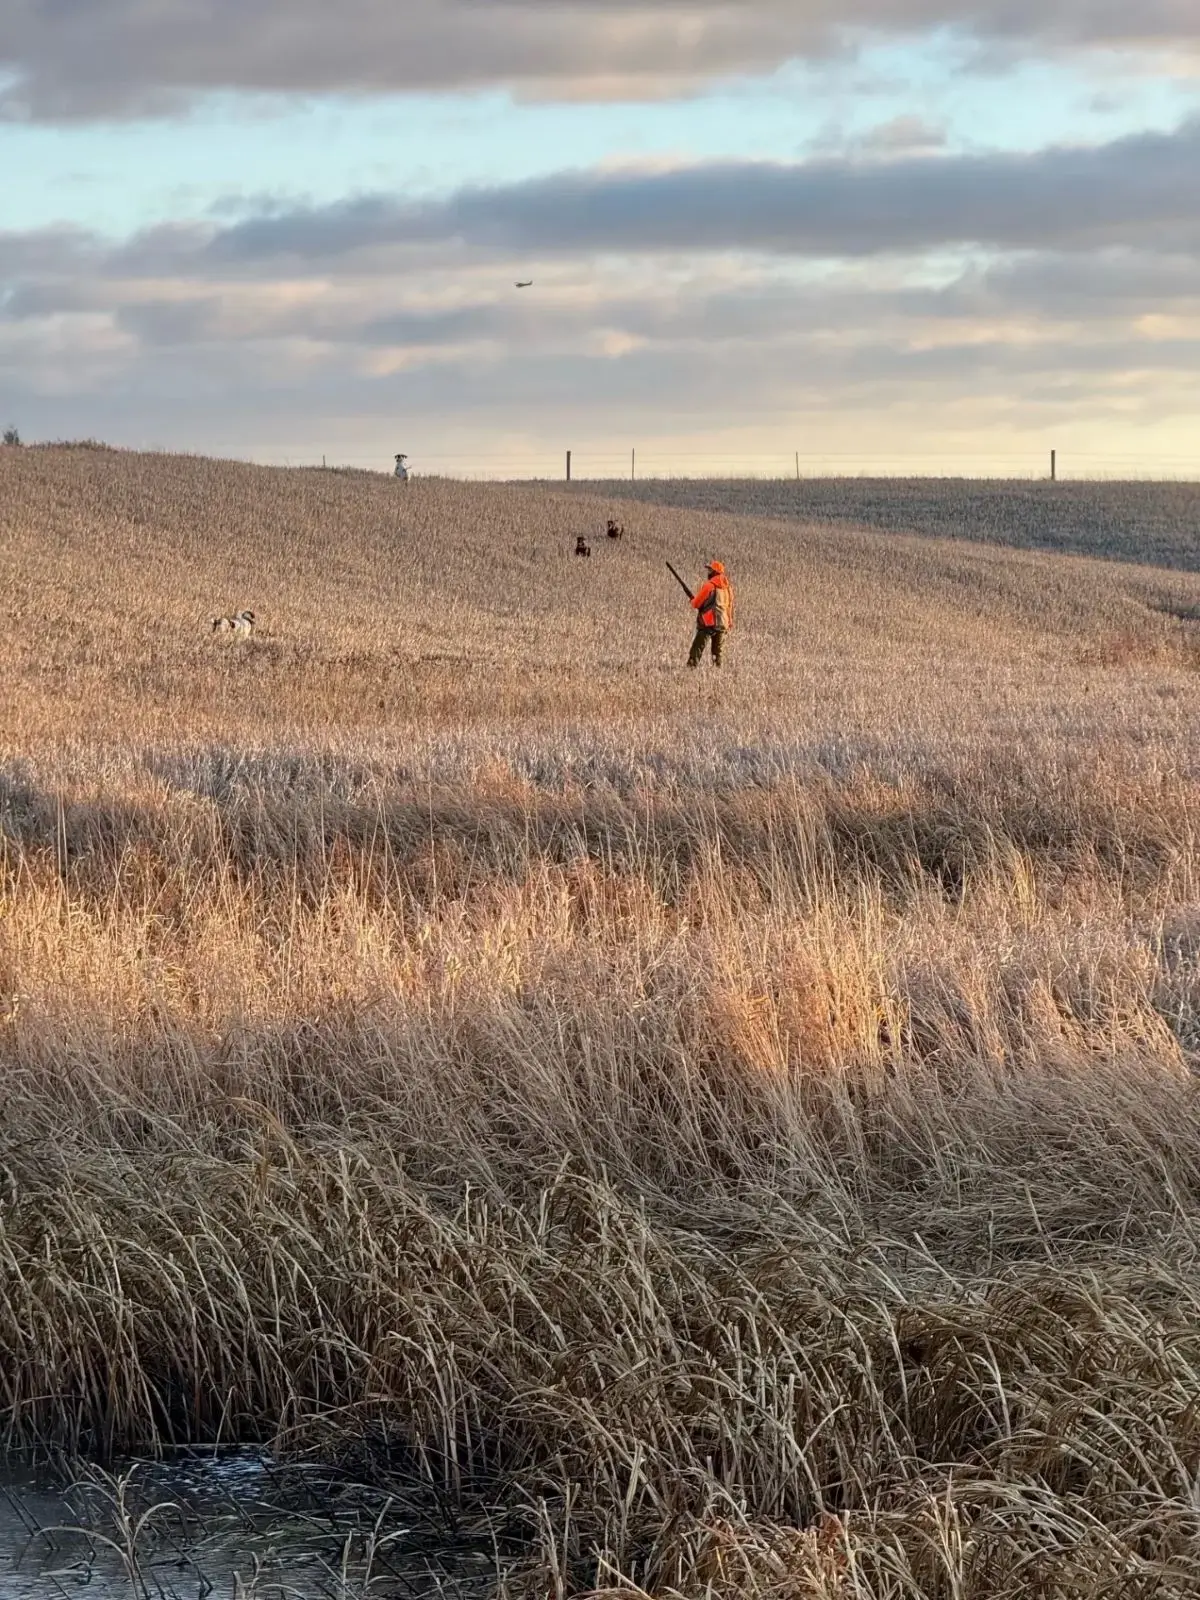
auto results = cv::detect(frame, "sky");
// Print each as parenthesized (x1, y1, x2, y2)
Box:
(2, 2, 1200, 477)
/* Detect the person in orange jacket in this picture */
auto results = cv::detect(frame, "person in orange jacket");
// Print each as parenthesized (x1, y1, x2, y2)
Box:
(687, 560, 734, 667)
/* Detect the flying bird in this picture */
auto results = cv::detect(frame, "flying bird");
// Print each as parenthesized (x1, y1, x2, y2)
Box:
(515, 280, 533, 288)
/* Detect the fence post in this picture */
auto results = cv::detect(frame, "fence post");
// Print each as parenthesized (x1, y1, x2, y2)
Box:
(1050, 449, 1057, 482)
(795, 451, 800, 481)
(631, 447, 636, 482)
(566, 449, 571, 482)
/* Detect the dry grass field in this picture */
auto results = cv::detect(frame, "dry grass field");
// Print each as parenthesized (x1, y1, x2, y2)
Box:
(5, 443, 1200, 1596)
(577, 476, 1200, 573)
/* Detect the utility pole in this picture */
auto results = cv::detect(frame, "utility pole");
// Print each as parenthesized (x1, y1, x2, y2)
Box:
(566, 449, 571, 482)
(1050, 449, 1057, 482)
(795, 451, 800, 481)
(631, 447, 636, 482)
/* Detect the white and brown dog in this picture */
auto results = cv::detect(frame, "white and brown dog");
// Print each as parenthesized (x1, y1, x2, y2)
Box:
(211, 609, 256, 637)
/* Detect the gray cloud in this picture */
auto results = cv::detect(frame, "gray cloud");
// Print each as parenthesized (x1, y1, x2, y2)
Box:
(18, 119, 1200, 319)
(5, 121, 1200, 378)
(0, 226, 103, 280)
(5, 292, 1199, 485)
(201, 120, 1200, 262)
(4, 120, 1200, 465)
(6, 117, 1190, 290)
(5, 222, 1198, 378)
(2, 0, 1199, 119)
(5, 307, 1198, 452)
(853, 116, 949, 156)
(973, 249, 1200, 317)
(63, 259, 1200, 360)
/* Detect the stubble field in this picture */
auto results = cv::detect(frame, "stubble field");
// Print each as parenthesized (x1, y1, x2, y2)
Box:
(4, 444, 1200, 1597)
(575, 476, 1200, 572)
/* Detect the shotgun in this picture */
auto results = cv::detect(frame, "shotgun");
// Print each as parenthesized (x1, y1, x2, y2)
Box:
(665, 561, 694, 600)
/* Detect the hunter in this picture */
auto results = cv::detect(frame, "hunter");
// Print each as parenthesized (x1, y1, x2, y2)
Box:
(687, 560, 733, 667)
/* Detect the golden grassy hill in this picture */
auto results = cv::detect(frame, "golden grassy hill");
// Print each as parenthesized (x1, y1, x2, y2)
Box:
(4, 445, 1200, 1597)
(3, 444, 1200, 779)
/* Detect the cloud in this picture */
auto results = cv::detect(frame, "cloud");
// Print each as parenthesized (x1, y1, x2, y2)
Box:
(197, 120, 1200, 263)
(8, 116, 1190, 289)
(4, 119, 1200, 467)
(0, 1, 846, 119)
(853, 116, 948, 156)
(2, 0, 1199, 120)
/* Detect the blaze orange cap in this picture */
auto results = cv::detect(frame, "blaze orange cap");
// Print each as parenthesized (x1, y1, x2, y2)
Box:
(707, 560, 725, 575)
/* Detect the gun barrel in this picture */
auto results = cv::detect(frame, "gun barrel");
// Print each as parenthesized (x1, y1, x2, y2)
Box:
(665, 562, 694, 600)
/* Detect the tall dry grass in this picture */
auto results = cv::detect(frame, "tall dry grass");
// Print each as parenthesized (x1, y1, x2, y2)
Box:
(3, 447, 1200, 1595)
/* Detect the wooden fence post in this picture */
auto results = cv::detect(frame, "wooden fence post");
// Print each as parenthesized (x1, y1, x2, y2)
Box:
(1050, 449, 1057, 481)
(566, 450, 572, 482)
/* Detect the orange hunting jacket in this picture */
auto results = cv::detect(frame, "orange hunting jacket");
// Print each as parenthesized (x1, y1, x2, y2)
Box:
(692, 574, 733, 630)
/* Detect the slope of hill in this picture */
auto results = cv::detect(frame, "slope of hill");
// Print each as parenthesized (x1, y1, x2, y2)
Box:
(3, 446, 1200, 1598)
(572, 475, 1200, 571)
(3, 445, 1199, 785)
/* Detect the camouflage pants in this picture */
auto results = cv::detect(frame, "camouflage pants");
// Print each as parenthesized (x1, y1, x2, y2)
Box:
(687, 625, 726, 667)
